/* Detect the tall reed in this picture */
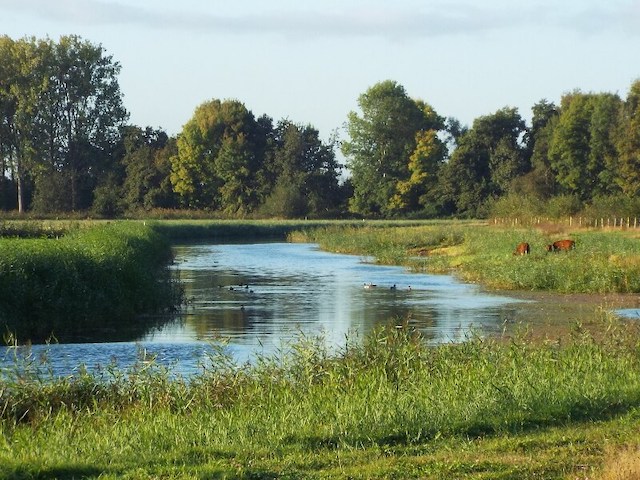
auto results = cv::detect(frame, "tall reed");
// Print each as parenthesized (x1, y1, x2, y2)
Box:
(2, 321, 640, 477)
(3, 321, 639, 441)
(0, 222, 176, 342)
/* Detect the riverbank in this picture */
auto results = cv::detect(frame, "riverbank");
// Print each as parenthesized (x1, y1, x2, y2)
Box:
(290, 222, 640, 293)
(0, 221, 176, 343)
(2, 322, 640, 479)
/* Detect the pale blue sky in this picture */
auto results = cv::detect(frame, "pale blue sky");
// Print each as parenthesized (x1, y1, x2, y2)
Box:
(1, 0, 639, 142)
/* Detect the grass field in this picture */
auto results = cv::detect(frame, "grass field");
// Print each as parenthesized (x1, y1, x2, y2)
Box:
(291, 222, 640, 293)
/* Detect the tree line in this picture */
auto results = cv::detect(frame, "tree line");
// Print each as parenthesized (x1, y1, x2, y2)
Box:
(1, 35, 639, 219)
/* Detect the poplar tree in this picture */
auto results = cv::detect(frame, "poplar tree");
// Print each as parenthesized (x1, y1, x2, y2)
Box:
(616, 79, 640, 196)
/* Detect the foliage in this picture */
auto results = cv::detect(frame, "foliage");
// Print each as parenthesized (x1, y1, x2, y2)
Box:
(169, 102, 342, 218)
(438, 107, 529, 216)
(485, 193, 544, 218)
(0, 35, 128, 213)
(3, 35, 640, 220)
(615, 79, 640, 197)
(170, 99, 259, 209)
(120, 126, 178, 212)
(260, 120, 343, 218)
(388, 129, 445, 214)
(342, 80, 445, 216)
(549, 91, 623, 201)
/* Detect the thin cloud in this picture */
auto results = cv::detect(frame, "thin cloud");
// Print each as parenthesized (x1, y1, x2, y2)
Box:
(1, 0, 638, 38)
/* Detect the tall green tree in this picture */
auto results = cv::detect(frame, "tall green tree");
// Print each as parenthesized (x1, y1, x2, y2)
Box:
(616, 79, 640, 196)
(439, 107, 527, 216)
(33, 35, 128, 212)
(0, 36, 50, 212)
(589, 93, 623, 195)
(388, 129, 445, 214)
(0, 36, 17, 210)
(262, 120, 341, 218)
(120, 126, 177, 211)
(549, 91, 621, 201)
(170, 99, 261, 211)
(342, 80, 443, 216)
(215, 133, 256, 215)
(519, 99, 560, 198)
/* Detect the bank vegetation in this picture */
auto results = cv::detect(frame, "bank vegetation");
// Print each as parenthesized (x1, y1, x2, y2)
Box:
(2, 220, 640, 478)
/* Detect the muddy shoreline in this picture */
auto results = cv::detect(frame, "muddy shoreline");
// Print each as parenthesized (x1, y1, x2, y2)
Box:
(489, 289, 640, 339)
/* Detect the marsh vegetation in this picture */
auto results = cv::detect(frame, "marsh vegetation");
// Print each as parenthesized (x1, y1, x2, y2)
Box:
(2, 321, 640, 478)
(2, 219, 640, 478)
(0, 221, 176, 342)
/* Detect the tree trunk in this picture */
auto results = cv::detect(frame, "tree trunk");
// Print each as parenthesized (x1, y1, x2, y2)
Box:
(15, 153, 24, 213)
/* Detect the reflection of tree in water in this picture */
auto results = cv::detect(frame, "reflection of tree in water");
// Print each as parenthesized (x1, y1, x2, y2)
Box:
(169, 242, 549, 354)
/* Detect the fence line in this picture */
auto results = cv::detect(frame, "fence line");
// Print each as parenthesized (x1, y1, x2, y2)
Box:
(492, 216, 640, 229)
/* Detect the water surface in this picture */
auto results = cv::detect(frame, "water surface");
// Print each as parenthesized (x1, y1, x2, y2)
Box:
(3, 242, 637, 377)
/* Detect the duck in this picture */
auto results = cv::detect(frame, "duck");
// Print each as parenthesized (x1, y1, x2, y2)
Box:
(390, 284, 397, 290)
(363, 282, 377, 289)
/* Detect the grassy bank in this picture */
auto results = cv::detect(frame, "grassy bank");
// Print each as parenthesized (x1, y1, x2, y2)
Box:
(291, 222, 640, 293)
(148, 219, 446, 242)
(0, 222, 176, 342)
(1, 322, 640, 478)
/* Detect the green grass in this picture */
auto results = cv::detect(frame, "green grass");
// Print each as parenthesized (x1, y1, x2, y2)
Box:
(0, 221, 176, 342)
(460, 228, 640, 293)
(149, 218, 450, 242)
(1, 321, 640, 478)
(292, 223, 640, 293)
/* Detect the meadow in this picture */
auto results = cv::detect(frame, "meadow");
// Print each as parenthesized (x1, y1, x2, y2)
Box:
(291, 221, 640, 293)
(2, 219, 640, 478)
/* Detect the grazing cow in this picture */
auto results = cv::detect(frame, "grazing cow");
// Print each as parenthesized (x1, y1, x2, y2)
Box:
(513, 242, 530, 256)
(546, 239, 575, 252)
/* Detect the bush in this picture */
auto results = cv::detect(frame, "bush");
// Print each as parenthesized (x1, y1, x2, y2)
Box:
(487, 194, 544, 218)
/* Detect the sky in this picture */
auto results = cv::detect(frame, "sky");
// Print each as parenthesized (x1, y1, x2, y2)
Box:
(1, 0, 639, 143)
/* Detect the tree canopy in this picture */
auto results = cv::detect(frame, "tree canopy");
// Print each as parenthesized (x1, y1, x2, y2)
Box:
(2, 35, 640, 219)
(342, 80, 445, 216)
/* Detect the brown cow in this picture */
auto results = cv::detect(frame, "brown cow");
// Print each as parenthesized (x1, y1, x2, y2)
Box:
(513, 242, 530, 255)
(546, 239, 575, 252)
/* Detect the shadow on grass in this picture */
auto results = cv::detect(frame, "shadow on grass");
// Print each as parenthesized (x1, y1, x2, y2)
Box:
(2, 465, 112, 479)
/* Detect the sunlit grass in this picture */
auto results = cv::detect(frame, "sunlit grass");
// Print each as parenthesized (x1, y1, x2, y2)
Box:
(2, 321, 640, 478)
(293, 223, 640, 293)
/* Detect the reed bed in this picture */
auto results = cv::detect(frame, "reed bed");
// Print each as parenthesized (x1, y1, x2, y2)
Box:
(1, 322, 640, 478)
(0, 222, 176, 342)
(0, 219, 86, 238)
(150, 219, 447, 242)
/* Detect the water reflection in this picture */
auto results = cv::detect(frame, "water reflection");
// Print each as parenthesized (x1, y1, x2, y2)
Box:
(144, 242, 525, 352)
(1, 242, 531, 377)
(616, 308, 640, 320)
